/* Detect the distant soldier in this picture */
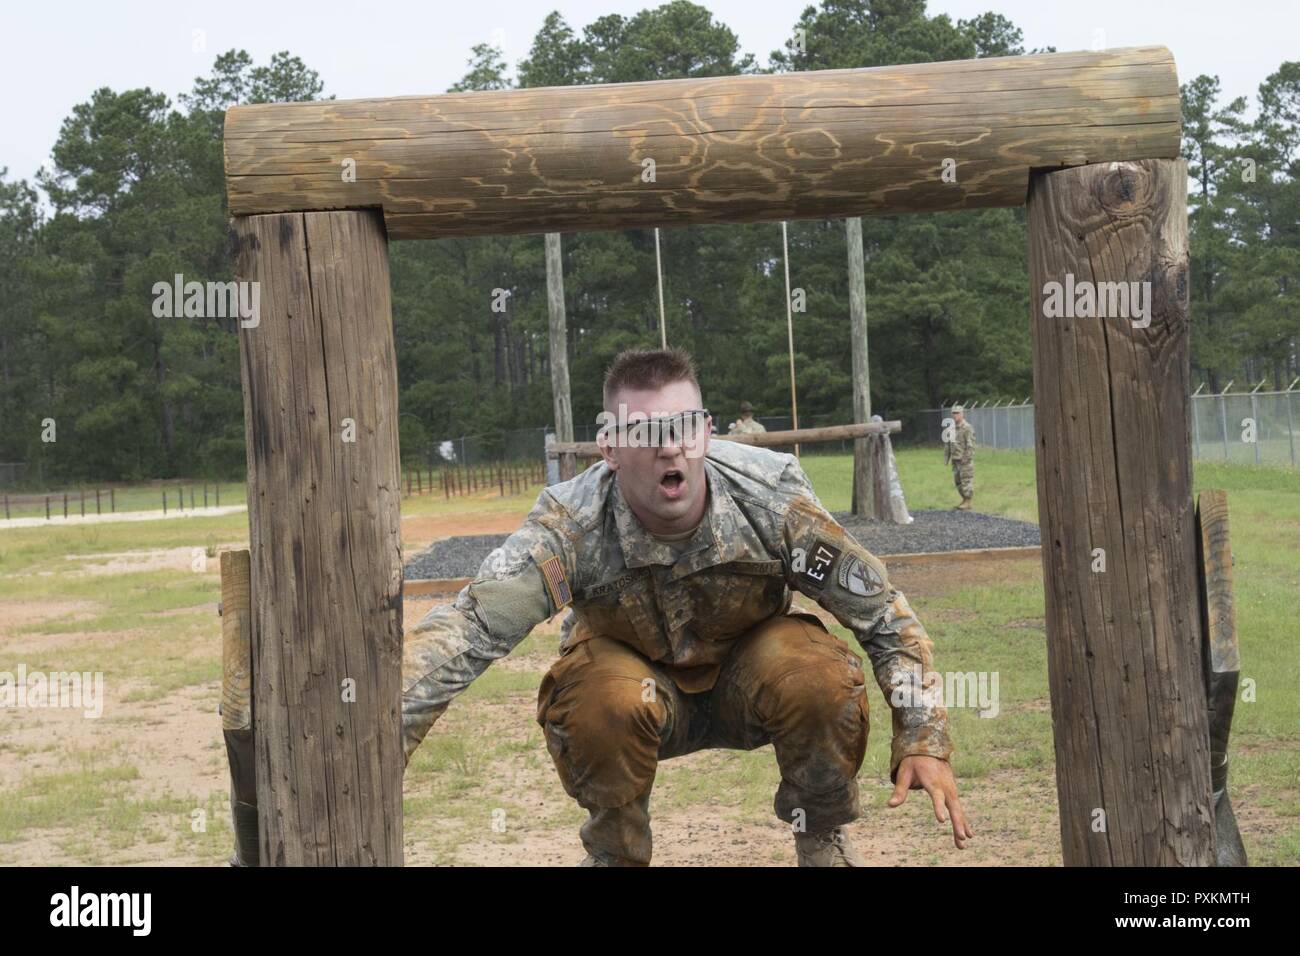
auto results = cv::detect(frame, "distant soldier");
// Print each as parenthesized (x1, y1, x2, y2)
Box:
(944, 404, 976, 510)
(729, 401, 767, 435)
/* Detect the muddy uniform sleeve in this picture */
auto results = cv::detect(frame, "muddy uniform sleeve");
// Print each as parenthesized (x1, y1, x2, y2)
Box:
(401, 495, 576, 763)
(777, 465, 953, 781)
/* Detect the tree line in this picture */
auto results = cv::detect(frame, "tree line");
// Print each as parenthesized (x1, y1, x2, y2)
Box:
(1, 0, 1296, 483)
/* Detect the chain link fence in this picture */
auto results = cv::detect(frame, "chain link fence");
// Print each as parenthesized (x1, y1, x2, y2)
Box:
(1190, 388, 1300, 466)
(917, 388, 1300, 466)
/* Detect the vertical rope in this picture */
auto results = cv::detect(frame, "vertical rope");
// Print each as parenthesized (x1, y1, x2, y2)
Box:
(655, 227, 667, 348)
(782, 221, 800, 455)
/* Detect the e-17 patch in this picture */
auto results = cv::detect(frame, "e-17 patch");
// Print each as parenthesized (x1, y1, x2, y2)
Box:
(538, 555, 573, 611)
(838, 552, 885, 597)
(798, 539, 841, 591)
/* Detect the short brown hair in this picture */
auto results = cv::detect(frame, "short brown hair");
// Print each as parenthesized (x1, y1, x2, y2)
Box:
(602, 347, 700, 410)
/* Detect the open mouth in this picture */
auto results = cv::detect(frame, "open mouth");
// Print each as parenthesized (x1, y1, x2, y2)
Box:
(659, 469, 685, 499)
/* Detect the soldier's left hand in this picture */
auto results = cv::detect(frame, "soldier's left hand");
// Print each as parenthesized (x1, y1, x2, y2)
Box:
(888, 755, 973, 849)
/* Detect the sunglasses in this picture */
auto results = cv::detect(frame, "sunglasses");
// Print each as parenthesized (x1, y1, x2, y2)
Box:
(600, 409, 711, 448)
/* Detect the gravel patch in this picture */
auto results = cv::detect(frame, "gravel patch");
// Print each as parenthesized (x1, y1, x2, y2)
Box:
(833, 509, 1040, 556)
(405, 534, 511, 580)
(404, 510, 1039, 580)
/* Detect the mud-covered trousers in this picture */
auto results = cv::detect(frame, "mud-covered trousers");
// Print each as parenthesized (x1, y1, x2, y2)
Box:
(536, 612, 871, 865)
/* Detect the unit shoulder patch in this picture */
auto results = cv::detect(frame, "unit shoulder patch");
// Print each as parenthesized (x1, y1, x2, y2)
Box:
(838, 552, 886, 597)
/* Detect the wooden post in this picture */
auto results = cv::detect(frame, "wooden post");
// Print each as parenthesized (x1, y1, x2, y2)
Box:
(219, 548, 260, 866)
(1028, 158, 1213, 865)
(545, 233, 577, 481)
(846, 216, 876, 518)
(781, 221, 800, 456)
(231, 209, 404, 866)
(1195, 491, 1247, 866)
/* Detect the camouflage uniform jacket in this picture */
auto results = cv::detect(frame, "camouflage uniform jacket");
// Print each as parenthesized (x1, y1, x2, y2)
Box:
(402, 439, 953, 780)
(730, 418, 767, 435)
(945, 420, 975, 465)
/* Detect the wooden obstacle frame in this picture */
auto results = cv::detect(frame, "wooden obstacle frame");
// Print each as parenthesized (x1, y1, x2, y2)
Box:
(225, 45, 1220, 866)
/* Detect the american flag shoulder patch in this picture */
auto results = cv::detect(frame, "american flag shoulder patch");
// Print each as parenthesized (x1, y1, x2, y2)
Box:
(539, 554, 573, 611)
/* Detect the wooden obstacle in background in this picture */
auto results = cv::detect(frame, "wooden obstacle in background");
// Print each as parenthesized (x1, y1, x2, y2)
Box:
(225, 46, 1208, 867)
(545, 419, 908, 525)
(545, 419, 901, 459)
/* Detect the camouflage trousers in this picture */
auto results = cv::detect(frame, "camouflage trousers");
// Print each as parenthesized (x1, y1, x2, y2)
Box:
(951, 459, 974, 500)
(536, 613, 870, 865)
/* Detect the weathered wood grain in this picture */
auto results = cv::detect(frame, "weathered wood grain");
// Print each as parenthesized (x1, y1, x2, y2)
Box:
(231, 209, 404, 866)
(220, 549, 252, 732)
(1196, 490, 1238, 674)
(224, 47, 1180, 239)
(1195, 490, 1248, 866)
(1028, 158, 1213, 865)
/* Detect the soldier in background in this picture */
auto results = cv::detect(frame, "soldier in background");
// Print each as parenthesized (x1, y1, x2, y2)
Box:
(401, 349, 970, 866)
(728, 401, 766, 435)
(944, 404, 976, 510)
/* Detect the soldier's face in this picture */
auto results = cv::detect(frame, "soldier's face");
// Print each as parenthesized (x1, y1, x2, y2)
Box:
(954, 411, 965, 424)
(601, 379, 711, 534)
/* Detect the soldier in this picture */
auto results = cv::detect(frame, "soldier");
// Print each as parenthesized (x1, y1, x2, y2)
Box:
(402, 348, 971, 866)
(728, 400, 767, 435)
(944, 404, 976, 510)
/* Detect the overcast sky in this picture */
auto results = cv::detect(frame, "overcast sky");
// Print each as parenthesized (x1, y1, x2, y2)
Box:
(3, 0, 1294, 188)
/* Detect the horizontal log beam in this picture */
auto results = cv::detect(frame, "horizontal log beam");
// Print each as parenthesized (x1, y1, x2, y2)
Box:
(224, 47, 1179, 240)
(547, 420, 901, 458)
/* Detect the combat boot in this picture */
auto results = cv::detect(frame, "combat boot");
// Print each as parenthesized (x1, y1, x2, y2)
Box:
(957, 496, 972, 511)
(794, 826, 864, 867)
(576, 790, 652, 866)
